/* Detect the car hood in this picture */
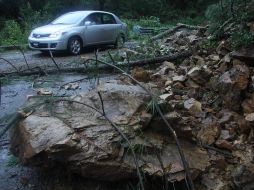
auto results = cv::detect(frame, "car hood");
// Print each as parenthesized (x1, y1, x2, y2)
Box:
(33, 24, 74, 34)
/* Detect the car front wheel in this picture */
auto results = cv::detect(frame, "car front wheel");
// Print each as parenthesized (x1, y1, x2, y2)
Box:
(68, 37, 82, 55)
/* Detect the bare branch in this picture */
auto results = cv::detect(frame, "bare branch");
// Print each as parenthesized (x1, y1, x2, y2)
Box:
(0, 57, 19, 72)
(97, 91, 105, 116)
(49, 50, 60, 71)
(11, 43, 30, 70)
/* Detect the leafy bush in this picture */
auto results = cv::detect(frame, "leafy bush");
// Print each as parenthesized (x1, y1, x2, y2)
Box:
(205, 0, 254, 49)
(0, 20, 26, 45)
(200, 38, 218, 51)
(229, 31, 254, 49)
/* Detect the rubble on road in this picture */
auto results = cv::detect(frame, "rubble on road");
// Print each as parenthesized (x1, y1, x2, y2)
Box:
(9, 23, 254, 190)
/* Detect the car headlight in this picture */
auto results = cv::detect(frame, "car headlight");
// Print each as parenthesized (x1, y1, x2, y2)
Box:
(49, 31, 62, 38)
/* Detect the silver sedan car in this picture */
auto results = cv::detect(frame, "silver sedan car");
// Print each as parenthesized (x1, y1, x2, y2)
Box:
(28, 11, 128, 55)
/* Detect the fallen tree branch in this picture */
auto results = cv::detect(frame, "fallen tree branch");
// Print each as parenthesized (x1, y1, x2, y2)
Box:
(151, 23, 207, 41)
(0, 51, 191, 77)
(0, 57, 20, 73)
(49, 50, 60, 71)
(0, 67, 85, 77)
(212, 17, 234, 36)
(203, 145, 234, 158)
(11, 43, 30, 70)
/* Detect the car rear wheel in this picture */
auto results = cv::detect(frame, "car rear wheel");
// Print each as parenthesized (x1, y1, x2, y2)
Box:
(114, 35, 125, 49)
(68, 37, 82, 55)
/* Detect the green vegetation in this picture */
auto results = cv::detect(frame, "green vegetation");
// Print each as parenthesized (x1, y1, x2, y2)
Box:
(205, 0, 254, 49)
(6, 152, 19, 167)
(0, 0, 253, 49)
(0, 0, 214, 46)
(229, 30, 254, 49)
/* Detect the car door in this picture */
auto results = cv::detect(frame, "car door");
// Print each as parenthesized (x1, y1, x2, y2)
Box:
(82, 13, 105, 45)
(101, 13, 119, 43)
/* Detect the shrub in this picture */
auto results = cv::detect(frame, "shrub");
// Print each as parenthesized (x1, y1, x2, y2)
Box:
(0, 20, 26, 45)
(229, 30, 254, 49)
(205, 0, 254, 49)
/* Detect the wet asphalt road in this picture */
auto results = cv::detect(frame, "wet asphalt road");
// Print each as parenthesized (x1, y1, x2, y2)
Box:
(0, 47, 115, 73)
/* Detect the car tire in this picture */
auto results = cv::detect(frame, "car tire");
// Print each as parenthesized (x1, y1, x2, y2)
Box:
(68, 36, 82, 55)
(114, 35, 125, 49)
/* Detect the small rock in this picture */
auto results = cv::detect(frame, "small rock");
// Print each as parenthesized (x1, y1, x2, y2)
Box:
(209, 54, 220, 61)
(245, 113, 254, 122)
(219, 130, 233, 141)
(231, 46, 254, 62)
(64, 83, 80, 90)
(172, 75, 186, 82)
(232, 165, 254, 189)
(215, 139, 234, 151)
(37, 88, 53, 95)
(197, 124, 220, 145)
(218, 110, 234, 125)
(187, 34, 199, 44)
(242, 94, 254, 114)
(184, 98, 202, 115)
(187, 66, 211, 84)
(192, 55, 205, 65)
(185, 79, 200, 88)
(155, 66, 170, 75)
(159, 93, 173, 101)
(132, 67, 150, 82)
(162, 61, 176, 70)
(222, 54, 231, 63)
(165, 80, 173, 87)
(164, 111, 181, 122)
(201, 173, 232, 190)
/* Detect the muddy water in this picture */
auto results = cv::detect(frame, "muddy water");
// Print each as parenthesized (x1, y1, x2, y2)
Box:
(0, 73, 116, 190)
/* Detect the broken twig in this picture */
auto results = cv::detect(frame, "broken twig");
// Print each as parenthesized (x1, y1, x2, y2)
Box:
(49, 50, 60, 71)
(0, 57, 19, 72)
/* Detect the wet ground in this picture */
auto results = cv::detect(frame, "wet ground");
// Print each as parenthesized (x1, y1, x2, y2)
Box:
(0, 73, 116, 190)
(0, 46, 116, 73)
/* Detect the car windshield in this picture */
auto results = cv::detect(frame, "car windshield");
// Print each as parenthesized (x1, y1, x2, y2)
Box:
(51, 12, 85, 25)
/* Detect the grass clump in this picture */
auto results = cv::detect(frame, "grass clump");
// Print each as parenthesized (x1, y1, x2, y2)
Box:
(6, 152, 19, 167)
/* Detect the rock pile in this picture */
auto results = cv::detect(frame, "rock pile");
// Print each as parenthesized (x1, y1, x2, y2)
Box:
(10, 25, 254, 189)
(134, 36, 254, 189)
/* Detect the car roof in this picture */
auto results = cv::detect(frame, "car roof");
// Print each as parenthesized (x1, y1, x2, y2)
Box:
(67, 10, 116, 16)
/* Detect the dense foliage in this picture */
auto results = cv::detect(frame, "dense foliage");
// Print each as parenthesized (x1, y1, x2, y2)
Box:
(0, 0, 253, 49)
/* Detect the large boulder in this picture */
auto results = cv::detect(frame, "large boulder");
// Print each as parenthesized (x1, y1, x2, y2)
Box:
(10, 82, 210, 183)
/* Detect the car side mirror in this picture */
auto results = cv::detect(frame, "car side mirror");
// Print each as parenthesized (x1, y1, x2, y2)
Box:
(84, 21, 92, 26)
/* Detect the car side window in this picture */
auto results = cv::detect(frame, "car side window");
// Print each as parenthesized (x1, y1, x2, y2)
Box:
(84, 13, 102, 25)
(102, 14, 116, 24)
